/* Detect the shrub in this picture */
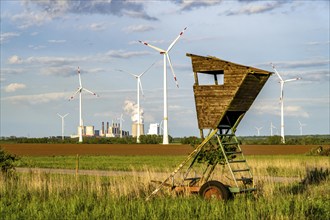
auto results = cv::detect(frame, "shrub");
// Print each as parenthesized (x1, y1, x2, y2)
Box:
(0, 147, 18, 175)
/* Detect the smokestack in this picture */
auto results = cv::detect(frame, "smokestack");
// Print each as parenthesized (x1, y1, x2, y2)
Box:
(106, 122, 109, 134)
(102, 122, 104, 135)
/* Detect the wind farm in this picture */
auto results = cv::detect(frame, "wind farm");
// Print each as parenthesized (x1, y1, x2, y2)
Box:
(271, 63, 301, 144)
(1, 1, 329, 219)
(69, 67, 99, 143)
(139, 27, 187, 145)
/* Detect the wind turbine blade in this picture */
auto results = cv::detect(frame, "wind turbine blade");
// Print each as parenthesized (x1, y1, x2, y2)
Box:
(83, 88, 99, 97)
(57, 113, 62, 117)
(166, 54, 179, 88)
(284, 77, 301, 83)
(138, 40, 165, 53)
(167, 27, 187, 52)
(116, 69, 138, 78)
(139, 79, 145, 97)
(64, 113, 69, 118)
(139, 60, 157, 77)
(270, 63, 284, 82)
(77, 67, 82, 87)
(69, 88, 81, 101)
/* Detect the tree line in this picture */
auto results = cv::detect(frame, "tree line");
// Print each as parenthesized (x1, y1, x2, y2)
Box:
(0, 134, 329, 145)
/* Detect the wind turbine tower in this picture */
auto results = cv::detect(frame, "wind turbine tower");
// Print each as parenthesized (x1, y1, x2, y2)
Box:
(57, 113, 69, 140)
(69, 67, 99, 143)
(139, 27, 187, 144)
(117, 62, 155, 143)
(271, 63, 301, 144)
(255, 127, 263, 136)
(117, 114, 125, 138)
(270, 122, 276, 136)
(298, 121, 306, 135)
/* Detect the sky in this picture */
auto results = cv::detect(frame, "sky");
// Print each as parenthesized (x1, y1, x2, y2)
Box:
(0, 0, 329, 138)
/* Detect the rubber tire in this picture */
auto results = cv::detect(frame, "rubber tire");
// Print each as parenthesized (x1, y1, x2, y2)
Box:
(199, 180, 231, 201)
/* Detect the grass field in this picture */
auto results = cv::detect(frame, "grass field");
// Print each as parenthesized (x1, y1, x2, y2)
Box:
(0, 144, 330, 220)
(1, 146, 330, 219)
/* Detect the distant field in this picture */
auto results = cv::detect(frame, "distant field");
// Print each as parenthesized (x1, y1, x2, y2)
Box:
(1, 143, 323, 156)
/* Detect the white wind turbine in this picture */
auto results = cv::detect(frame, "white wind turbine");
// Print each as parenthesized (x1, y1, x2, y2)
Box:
(69, 67, 98, 143)
(270, 122, 276, 136)
(139, 27, 187, 144)
(117, 113, 125, 138)
(298, 121, 306, 135)
(57, 113, 69, 140)
(255, 127, 263, 136)
(271, 63, 301, 144)
(116, 62, 156, 143)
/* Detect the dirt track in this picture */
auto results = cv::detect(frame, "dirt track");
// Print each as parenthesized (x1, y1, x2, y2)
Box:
(1, 143, 323, 156)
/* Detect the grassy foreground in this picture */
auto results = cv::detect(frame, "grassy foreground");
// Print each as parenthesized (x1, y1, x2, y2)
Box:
(1, 155, 330, 219)
(16, 155, 330, 177)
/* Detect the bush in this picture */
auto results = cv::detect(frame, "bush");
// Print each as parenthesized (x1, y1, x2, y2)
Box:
(180, 136, 201, 146)
(0, 147, 18, 175)
(307, 146, 330, 156)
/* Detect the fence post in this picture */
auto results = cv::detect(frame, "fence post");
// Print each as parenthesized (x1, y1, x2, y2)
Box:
(76, 154, 79, 178)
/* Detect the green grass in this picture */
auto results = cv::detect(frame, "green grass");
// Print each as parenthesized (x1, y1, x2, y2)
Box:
(16, 155, 330, 177)
(16, 155, 188, 171)
(2, 154, 330, 219)
(1, 171, 329, 220)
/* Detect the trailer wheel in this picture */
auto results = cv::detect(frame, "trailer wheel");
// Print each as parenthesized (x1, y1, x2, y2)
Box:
(199, 181, 230, 201)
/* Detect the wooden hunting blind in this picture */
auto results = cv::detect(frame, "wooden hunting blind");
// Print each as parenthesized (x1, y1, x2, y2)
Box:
(147, 53, 272, 201)
(186, 53, 272, 131)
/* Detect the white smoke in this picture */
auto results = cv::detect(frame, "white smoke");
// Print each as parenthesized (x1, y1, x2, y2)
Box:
(124, 100, 144, 124)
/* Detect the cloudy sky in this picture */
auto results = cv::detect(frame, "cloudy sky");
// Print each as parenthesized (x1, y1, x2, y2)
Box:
(1, 0, 329, 138)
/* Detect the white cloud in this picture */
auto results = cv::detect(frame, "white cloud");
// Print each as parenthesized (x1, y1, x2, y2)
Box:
(10, 0, 157, 29)
(2, 92, 68, 105)
(226, 1, 285, 16)
(122, 25, 154, 33)
(8, 55, 22, 64)
(28, 44, 46, 50)
(89, 23, 107, 31)
(106, 50, 151, 58)
(48, 40, 66, 43)
(4, 83, 27, 92)
(174, 0, 223, 11)
(0, 32, 20, 44)
(252, 101, 309, 118)
(0, 68, 25, 75)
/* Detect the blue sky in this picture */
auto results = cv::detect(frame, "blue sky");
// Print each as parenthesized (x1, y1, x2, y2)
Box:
(1, 0, 329, 138)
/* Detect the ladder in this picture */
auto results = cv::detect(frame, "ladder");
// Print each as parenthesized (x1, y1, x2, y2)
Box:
(216, 126, 256, 193)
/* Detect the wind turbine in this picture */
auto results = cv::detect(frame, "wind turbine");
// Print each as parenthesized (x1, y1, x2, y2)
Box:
(270, 122, 276, 136)
(271, 63, 301, 144)
(116, 62, 155, 143)
(255, 127, 263, 136)
(57, 113, 69, 140)
(69, 67, 98, 143)
(139, 27, 187, 144)
(117, 113, 125, 138)
(298, 121, 306, 135)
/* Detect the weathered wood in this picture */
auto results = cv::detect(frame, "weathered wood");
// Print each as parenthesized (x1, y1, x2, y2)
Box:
(187, 53, 272, 129)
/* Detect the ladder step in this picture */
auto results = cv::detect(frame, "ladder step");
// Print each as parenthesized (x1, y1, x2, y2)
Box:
(236, 177, 253, 182)
(218, 134, 235, 137)
(232, 169, 250, 172)
(218, 125, 231, 129)
(228, 159, 246, 163)
(225, 151, 242, 154)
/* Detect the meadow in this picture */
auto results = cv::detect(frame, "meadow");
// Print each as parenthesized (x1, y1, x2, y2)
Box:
(1, 153, 330, 219)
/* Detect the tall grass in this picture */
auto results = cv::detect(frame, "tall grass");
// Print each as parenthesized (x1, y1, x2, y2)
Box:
(2, 155, 330, 219)
(1, 170, 329, 219)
